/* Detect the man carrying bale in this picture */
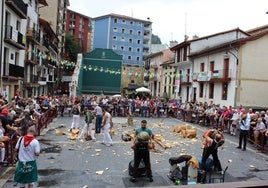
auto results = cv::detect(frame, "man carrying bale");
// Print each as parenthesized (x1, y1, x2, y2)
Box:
(130, 120, 153, 183)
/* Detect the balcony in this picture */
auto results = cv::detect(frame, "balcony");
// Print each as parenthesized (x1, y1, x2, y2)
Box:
(27, 29, 40, 44)
(3, 63, 24, 79)
(180, 75, 191, 85)
(192, 69, 232, 83)
(5, 0, 27, 18)
(4, 25, 25, 49)
(209, 69, 232, 83)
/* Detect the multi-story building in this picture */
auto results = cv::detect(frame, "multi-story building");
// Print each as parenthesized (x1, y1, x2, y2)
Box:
(92, 13, 152, 89)
(171, 28, 249, 107)
(39, 0, 70, 95)
(24, 0, 50, 97)
(37, 18, 59, 95)
(144, 48, 174, 98)
(39, 0, 69, 55)
(66, 9, 92, 54)
(1, 0, 28, 100)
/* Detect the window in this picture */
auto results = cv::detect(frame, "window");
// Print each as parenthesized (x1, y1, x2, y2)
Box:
(112, 45, 116, 50)
(209, 83, 214, 99)
(114, 18, 117, 23)
(113, 36, 117, 40)
(122, 19, 126, 24)
(128, 56, 132, 60)
(137, 57, 140, 61)
(199, 83, 204, 98)
(128, 47, 132, 52)
(201, 63, 205, 72)
(137, 40, 141, 44)
(113, 27, 117, 32)
(129, 30, 133, 34)
(121, 37, 125, 41)
(120, 46, 124, 51)
(122, 28, 125, 33)
(137, 48, 140, 52)
(137, 31, 141, 36)
(16, 21, 21, 31)
(15, 52, 20, 65)
(130, 21, 133, 25)
(210, 61, 214, 71)
(129, 38, 132, 43)
(222, 83, 228, 100)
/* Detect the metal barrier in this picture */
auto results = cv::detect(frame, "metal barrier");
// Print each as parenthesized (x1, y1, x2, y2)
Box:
(1, 108, 57, 167)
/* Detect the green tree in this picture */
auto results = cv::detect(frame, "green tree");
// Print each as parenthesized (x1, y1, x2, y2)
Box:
(64, 34, 80, 62)
(151, 34, 162, 44)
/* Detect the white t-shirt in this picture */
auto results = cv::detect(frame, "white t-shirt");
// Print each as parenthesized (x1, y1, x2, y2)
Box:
(16, 137, 40, 162)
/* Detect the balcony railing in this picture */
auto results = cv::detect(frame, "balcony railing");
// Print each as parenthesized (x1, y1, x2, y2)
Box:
(5, 0, 27, 18)
(4, 25, 25, 49)
(27, 29, 40, 44)
(192, 69, 232, 82)
(5, 63, 24, 78)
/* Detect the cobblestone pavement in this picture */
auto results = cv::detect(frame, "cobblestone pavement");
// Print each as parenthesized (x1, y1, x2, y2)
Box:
(1, 115, 268, 187)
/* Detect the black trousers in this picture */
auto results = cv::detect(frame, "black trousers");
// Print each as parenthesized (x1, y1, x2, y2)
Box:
(238, 129, 248, 149)
(133, 150, 152, 178)
(201, 147, 222, 171)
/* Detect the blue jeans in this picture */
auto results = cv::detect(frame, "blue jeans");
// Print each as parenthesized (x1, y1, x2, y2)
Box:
(95, 115, 103, 133)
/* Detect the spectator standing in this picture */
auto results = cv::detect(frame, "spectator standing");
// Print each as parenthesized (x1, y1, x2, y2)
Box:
(14, 127, 40, 188)
(93, 103, 103, 134)
(236, 109, 251, 151)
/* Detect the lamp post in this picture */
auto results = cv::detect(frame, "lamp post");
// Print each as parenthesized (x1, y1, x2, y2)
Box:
(226, 48, 238, 108)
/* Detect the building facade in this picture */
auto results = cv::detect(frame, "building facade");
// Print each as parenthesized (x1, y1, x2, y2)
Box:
(171, 28, 249, 106)
(66, 9, 92, 54)
(235, 31, 268, 109)
(1, 0, 28, 100)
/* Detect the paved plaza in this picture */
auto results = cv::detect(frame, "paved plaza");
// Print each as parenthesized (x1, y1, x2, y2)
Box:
(1, 115, 268, 187)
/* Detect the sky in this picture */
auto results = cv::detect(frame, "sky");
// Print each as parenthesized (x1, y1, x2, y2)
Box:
(69, 0, 268, 45)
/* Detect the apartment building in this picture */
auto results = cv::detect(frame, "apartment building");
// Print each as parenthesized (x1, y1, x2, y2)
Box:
(171, 28, 249, 106)
(1, 0, 28, 100)
(66, 9, 92, 54)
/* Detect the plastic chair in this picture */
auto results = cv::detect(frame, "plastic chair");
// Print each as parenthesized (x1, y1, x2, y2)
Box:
(208, 166, 228, 183)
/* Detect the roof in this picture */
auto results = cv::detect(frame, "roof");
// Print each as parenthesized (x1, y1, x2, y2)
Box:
(67, 9, 92, 19)
(93, 13, 152, 23)
(39, 0, 48, 6)
(170, 28, 250, 50)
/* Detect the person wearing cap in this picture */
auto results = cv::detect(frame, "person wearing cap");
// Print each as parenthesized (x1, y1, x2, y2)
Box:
(130, 120, 153, 183)
(14, 126, 40, 188)
(201, 129, 225, 173)
(0, 108, 18, 135)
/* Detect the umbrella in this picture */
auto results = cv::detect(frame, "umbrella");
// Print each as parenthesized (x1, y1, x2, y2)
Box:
(112, 94, 122, 98)
(135, 87, 151, 93)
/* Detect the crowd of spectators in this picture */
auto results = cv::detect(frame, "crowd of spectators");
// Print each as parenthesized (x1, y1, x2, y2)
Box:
(1, 93, 268, 167)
